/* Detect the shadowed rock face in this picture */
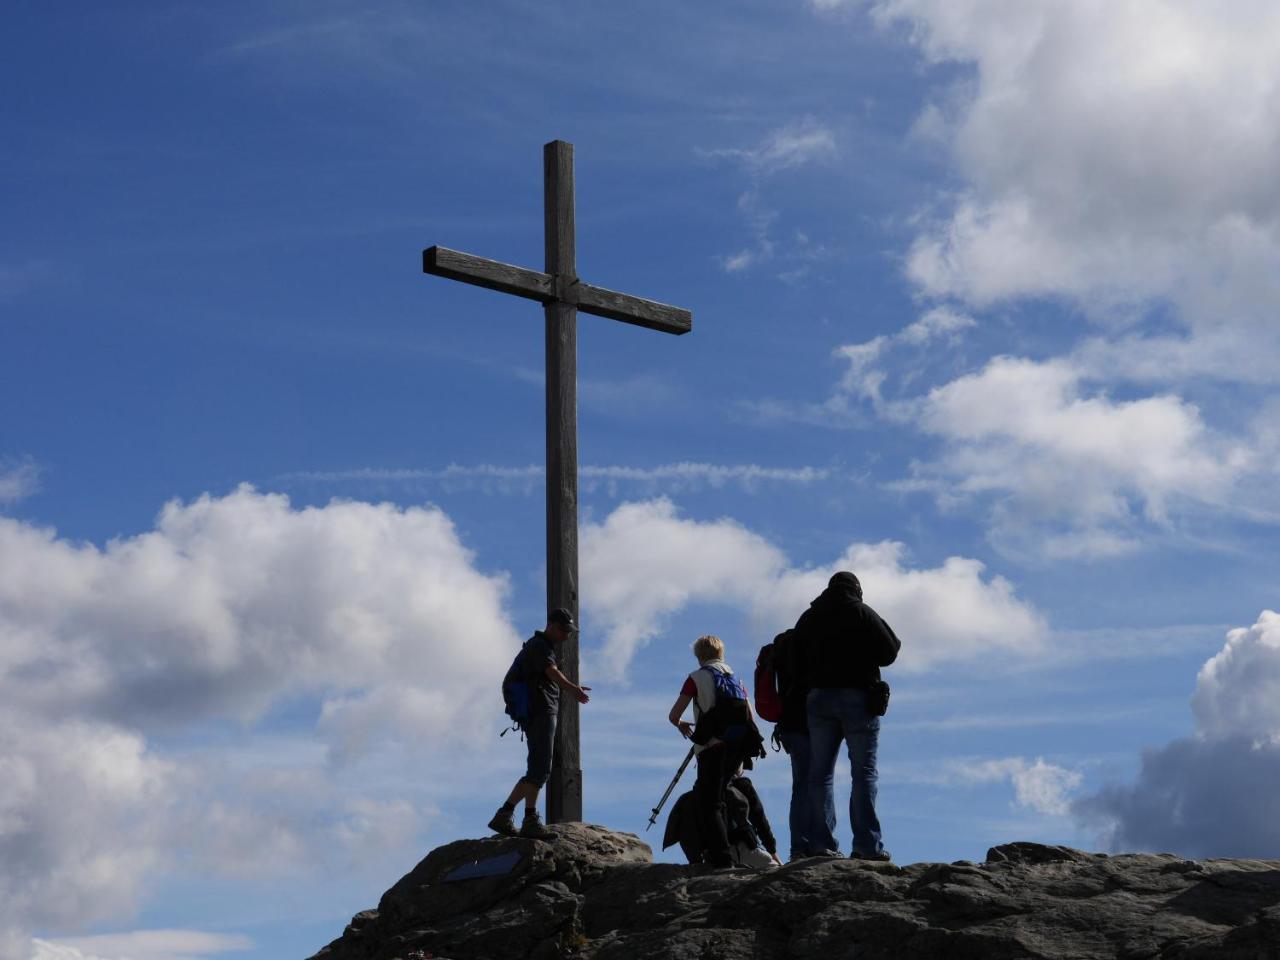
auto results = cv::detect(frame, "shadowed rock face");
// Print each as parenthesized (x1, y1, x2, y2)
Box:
(309, 824, 1280, 960)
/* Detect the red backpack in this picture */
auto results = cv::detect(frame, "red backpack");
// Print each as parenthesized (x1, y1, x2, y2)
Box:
(753, 641, 783, 723)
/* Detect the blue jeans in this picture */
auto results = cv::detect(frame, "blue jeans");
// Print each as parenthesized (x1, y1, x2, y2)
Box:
(521, 710, 557, 786)
(778, 729, 814, 859)
(807, 688, 884, 857)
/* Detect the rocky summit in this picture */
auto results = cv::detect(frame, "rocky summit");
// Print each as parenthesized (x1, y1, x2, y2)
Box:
(309, 823, 1280, 960)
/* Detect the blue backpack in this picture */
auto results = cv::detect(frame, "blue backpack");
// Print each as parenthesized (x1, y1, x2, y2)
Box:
(501, 641, 533, 734)
(692, 666, 761, 751)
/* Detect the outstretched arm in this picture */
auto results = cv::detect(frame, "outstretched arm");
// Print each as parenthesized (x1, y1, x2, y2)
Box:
(546, 664, 590, 704)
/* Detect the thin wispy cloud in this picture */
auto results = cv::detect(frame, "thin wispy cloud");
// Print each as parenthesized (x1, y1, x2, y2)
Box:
(699, 118, 837, 176)
(698, 118, 838, 277)
(0, 456, 41, 506)
(278, 462, 834, 495)
(945, 757, 1083, 817)
(742, 305, 976, 427)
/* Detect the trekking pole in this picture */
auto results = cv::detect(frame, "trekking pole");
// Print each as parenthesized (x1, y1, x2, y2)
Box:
(646, 745, 696, 831)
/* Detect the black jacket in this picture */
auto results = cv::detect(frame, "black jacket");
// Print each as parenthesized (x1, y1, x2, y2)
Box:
(794, 580, 901, 690)
(773, 629, 808, 734)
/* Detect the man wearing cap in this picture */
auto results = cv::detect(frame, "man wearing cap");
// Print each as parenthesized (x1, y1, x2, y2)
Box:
(488, 608, 591, 839)
(794, 572, 900, 861)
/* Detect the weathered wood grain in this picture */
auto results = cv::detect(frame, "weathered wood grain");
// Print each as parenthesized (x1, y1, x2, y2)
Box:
(544, 140, 583, 825)
(577, 282, 691, 334)
(423, 247, 689, 333)
(422, 246, 552, 301)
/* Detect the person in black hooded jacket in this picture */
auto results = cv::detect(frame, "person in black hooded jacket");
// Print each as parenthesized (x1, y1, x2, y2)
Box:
(794, 571, 900, 860)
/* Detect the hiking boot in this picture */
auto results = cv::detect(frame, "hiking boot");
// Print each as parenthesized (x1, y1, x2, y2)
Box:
(850, 850, 892, 862)
(487, 805, 517, 836)
(519, 808, 550, 839)
(809, 848, 842, 858)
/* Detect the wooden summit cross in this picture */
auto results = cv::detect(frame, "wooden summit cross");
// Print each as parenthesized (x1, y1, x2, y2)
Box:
(422, 140, 692, 824)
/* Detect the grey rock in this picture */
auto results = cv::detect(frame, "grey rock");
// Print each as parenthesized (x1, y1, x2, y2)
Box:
(309, 829, 1280, 960)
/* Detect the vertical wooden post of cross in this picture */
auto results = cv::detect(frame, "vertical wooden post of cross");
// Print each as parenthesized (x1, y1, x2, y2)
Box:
(421, 140, 692, 825)
(543, 140, 581, 824)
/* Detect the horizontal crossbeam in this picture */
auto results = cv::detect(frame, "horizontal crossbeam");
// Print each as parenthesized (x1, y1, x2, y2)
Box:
(424, 246, 691, 335)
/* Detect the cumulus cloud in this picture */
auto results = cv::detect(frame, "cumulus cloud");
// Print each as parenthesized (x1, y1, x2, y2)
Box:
(902, 356, 1252, 556)
(785, 305, 1257, 556)
(1079, 611, 1280, 857)
(871, 0, 1280, 377)
(0, 486, 518, 952)
(0, 717, 172, 954)
(580, 498, 1044, 677)
(0, 484, 516, 735)
(1191, 610, 1280, 740)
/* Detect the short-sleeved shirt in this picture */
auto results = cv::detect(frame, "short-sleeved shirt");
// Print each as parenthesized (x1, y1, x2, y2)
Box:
(524, 631, 560, 717)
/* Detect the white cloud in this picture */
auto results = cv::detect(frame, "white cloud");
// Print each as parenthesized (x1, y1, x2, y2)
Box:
(907, 356, 1250, 553)
(0, 717, 172, 954)
(871, 0, 1280, 377)
(805, 311, 1256, 556)
(0, 486, 518, 950)
(0, 485, 517, 736)
(1191, 609, 1280, 741)
(31, 929, 251, 960)
(946, 757, 1083, 816)
(0, 457, 40, 506)
(1079, 611, 1280, 857)
(580, 498, 1044, 678)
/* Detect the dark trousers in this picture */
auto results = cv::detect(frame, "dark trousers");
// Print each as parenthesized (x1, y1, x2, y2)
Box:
(520, 710, 557, 787)
(779, 728, 814, 858)
(693, 743, 741, 866)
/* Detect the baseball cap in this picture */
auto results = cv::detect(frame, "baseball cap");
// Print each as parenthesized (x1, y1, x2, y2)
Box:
(548, 607, 578, 632)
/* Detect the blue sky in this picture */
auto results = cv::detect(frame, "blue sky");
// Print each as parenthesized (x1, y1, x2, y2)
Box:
(4, 2, 1280, 959)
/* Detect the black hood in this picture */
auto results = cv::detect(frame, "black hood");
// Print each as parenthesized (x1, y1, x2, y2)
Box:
(813, 571, 862, 607)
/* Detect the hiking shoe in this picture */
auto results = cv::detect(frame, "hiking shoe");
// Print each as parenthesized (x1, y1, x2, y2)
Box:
(810, 848, 842, 858)
(850, 850, 892, 862)
(519, 808, 550, 839)
(487, 805, 517, 836)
